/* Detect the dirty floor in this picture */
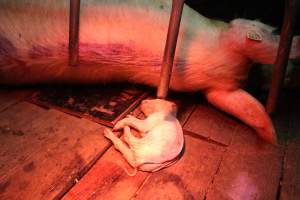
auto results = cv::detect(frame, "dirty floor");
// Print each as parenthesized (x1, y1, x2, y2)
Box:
(0, 87, 299, 200)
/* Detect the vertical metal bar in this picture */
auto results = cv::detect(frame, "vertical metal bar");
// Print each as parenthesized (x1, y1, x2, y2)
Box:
(69, 0, 81, 66)
(157, 0, 185, 99)
(266, 0, 299, 114)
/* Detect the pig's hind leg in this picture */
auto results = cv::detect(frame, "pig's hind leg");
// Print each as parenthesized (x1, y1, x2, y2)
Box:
(103, 128, 137, 167)
(205, 89, 277, 145)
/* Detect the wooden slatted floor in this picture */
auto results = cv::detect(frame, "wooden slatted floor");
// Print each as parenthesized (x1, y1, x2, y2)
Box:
(0, 87, 299, 200)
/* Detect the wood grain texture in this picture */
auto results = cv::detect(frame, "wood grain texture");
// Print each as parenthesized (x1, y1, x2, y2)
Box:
(280, 93, 300, 200)
(205, 125, 284, 200)
(184, 104, 238, 146)
(0, 102, 47, 179)
(280, 137, 300, 200)
(0, 102, 111, 200)
(133, 135, 225, 200)
(62, 141, 150, 200)
(62, 105, 149, 200)
(63, 96, 196, 200)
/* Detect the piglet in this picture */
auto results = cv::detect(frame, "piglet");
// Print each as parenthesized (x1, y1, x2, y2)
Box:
(104, 99, 184, 176)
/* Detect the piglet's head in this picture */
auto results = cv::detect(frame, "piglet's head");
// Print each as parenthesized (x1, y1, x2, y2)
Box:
(141, 99, 178, 117)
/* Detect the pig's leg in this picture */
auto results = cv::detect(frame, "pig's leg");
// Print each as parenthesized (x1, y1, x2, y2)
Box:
(103, 128, 137, 167)
(113, 117, 150, 133)
(205, 89, 277, 145)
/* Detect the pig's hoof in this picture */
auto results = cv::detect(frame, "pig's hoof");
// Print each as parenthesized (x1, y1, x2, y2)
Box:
(256, 126, 278, 146)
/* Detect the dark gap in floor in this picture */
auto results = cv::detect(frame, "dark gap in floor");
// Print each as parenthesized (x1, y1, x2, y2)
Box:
(57, 142, 114, 200)
(184, 130, 228, 147)
(27, 101, 50, 111)
(276, 143, 288, 200)
(203, 146, 228, 200)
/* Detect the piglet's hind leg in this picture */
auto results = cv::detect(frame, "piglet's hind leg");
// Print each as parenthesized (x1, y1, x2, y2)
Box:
(103, 128, 137, 167)
(205, 89, 277, 145)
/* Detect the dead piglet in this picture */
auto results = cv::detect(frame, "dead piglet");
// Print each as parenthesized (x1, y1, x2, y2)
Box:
(104, 99, 184, 176)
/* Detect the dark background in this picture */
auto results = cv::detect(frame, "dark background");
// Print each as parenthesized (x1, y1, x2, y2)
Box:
(185, 0, 299, 34)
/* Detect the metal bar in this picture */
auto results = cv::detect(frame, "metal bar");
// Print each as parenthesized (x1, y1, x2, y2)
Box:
(266, 0, 299, 114)
(157, 0, 185, 99)
(68, 0, 81, 66)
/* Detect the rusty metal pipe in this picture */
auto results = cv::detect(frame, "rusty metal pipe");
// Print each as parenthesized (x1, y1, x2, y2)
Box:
(266, 0, 299, 114)
(157, 0, 185, 99)
(68, 0, 81, 66)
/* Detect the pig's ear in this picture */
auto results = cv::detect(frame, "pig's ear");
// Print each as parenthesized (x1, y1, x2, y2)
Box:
(246, 30, 262, 42)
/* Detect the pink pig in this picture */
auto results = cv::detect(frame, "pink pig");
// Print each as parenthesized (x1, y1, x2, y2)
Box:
(0, 0, 299, 144)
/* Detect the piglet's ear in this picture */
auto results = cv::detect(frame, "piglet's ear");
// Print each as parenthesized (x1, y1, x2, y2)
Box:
(247, 30, 262, 42)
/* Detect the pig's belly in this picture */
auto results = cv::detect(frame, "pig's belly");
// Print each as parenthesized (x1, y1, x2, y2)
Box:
(0, 40, 244, 92)
(0, 0, 243, 91)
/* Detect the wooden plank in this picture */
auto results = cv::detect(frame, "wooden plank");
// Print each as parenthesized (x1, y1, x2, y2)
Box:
(62, 140, 150, 200)
(62, 101, 148, 200)
(62, 103, 151, 200)
(184, 103, 238, 146)
(280, 138, 300, 200)
(0, 102, 49, 179)
(280, 93, 300, 200)
(0, 89, 34, 112)
(64, 135, 225, 200)
(133, 135, 225, 199)
(174, 98, 196, 126)
(63, 97, 196, 200)
(206, 125, 284, 200)
(0, 102, 112, 200)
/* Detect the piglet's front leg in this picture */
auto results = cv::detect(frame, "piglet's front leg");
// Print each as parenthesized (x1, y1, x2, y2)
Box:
(113, 116, 150, 133)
